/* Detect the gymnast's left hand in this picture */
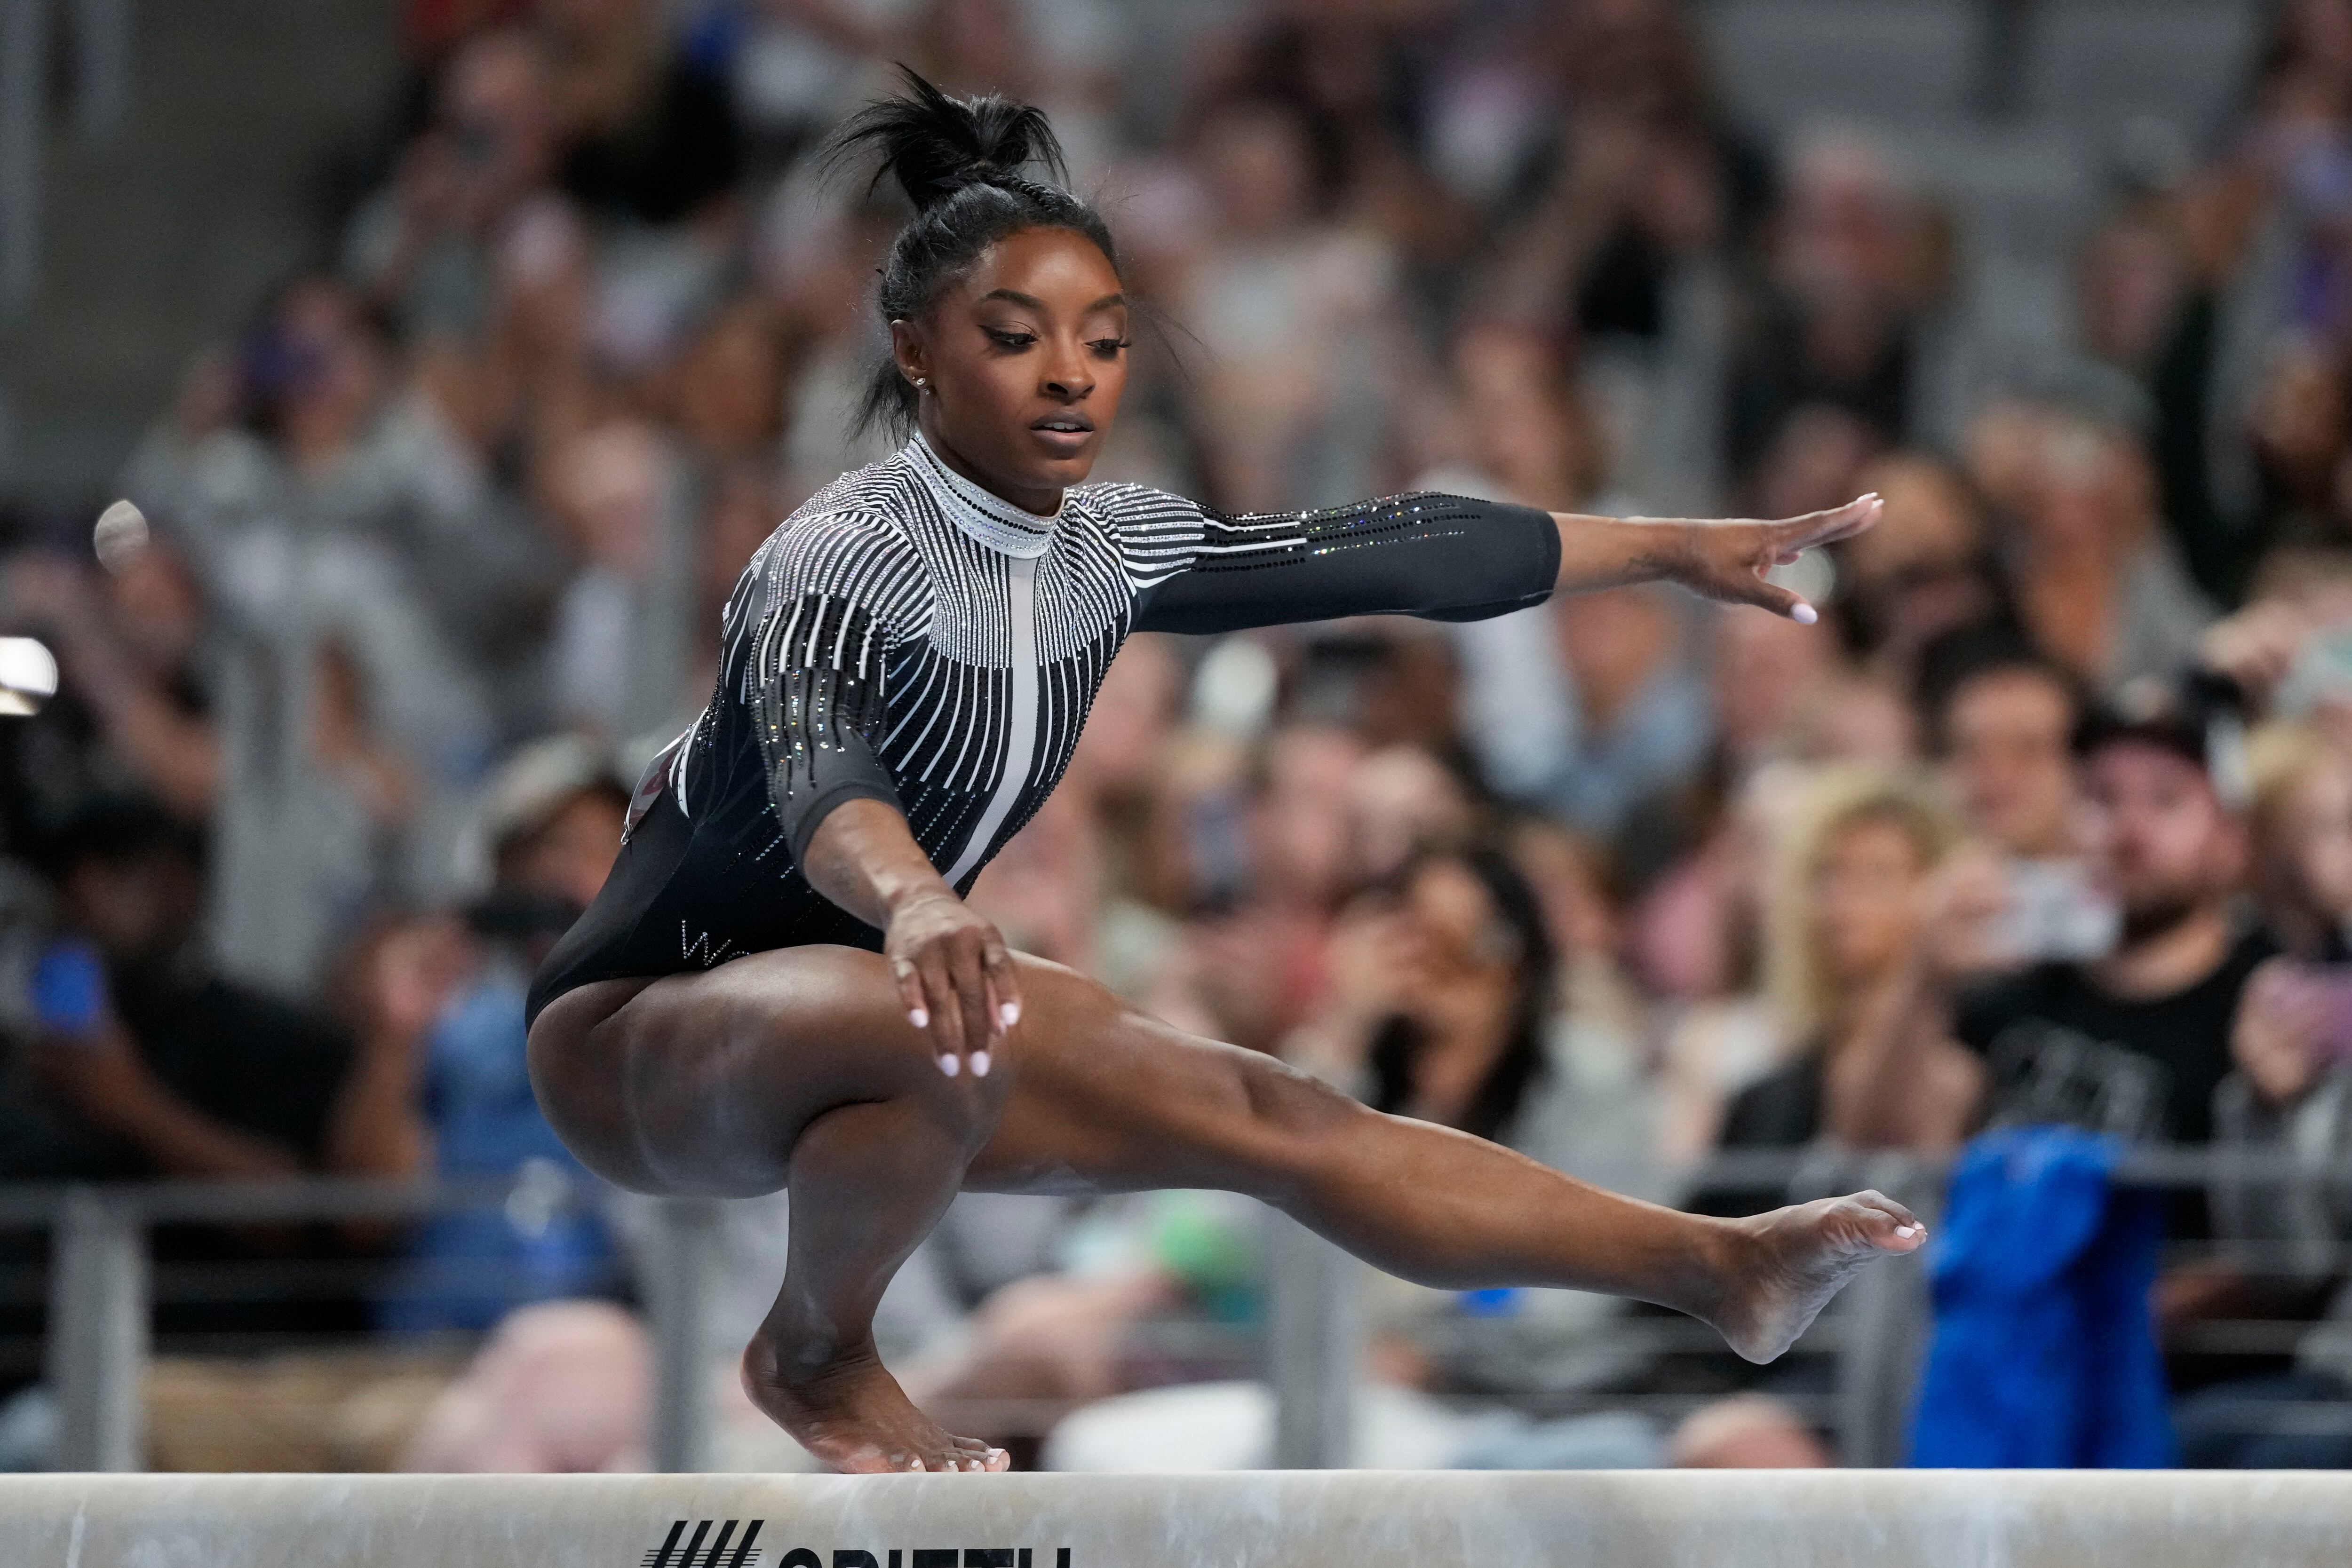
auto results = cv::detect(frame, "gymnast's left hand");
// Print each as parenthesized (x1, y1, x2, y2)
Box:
(1658, 492, 1883, 623)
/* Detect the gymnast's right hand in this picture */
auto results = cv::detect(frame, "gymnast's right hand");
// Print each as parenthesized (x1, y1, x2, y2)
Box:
(795, 799, 1025, 1081)
(883, 886, 1022, 1077)
(797, 797, 1025, 1078)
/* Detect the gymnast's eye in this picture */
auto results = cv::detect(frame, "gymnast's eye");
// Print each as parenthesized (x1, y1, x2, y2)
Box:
(1089, 337, 1132, 356)
(983, 327, 1036, 350)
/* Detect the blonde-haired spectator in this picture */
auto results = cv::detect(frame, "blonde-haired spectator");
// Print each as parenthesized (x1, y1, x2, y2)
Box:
(1710, 767, 1990, 1180)
(2247, 721, 2352, 960)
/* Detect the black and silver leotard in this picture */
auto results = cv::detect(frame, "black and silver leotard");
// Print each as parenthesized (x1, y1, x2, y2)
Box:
(525, 435, 1560, 1025)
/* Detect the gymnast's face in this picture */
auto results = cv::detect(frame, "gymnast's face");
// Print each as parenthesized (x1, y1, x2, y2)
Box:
(891, 226, 1131, 515)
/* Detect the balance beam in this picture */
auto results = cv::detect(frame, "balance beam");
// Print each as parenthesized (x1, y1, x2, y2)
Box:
(4, 1470, 2350, 1567)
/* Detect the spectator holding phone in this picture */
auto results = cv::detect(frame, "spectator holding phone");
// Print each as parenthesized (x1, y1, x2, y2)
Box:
(1955, 691, 2271, 1150)
(1923, 632, 2115, 968)
(10, 796, 413, 1186)
(2245, 723, 2352, 963)
(2174, 722, 2352, 1467)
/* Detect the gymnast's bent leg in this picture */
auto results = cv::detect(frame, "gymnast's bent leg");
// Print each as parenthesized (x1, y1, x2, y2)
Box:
(530, 948, 1021, 1474)
(529, 947, 1922, 1473)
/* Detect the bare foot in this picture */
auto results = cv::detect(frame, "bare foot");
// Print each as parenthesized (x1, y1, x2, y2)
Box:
(1708, 1189, 1926, 1364)
(742, 1333, 1009, 1473)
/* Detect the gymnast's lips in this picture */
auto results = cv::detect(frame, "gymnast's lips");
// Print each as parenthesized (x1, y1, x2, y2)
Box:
(1028, 412, 1094, 455)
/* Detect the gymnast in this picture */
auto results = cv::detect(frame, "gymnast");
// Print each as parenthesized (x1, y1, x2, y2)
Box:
(525, 70, 1922, 1474)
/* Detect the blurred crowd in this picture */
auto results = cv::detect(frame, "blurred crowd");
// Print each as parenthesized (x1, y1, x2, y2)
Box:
(12, 0, 2352, 1474)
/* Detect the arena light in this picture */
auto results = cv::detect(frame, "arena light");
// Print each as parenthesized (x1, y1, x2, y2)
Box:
(0, 636, 57, 716)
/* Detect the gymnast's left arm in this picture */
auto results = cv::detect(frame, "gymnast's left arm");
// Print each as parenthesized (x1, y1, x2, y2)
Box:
(1122, 487, 1883, 635)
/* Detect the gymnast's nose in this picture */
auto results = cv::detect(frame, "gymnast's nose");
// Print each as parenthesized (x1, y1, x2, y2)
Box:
(1041, 337, 1094, 402)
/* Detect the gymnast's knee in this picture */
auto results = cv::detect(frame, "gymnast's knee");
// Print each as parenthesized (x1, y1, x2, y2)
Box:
(731, 946, 1012, 1141)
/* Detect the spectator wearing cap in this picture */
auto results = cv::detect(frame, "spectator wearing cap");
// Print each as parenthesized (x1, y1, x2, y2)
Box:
(372, 737, 630, 1331)
(1955, 692, 2269, 1151)
(1942, 689, 2299, 1397)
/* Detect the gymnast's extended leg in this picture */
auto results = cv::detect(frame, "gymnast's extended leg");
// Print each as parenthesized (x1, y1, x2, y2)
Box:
(961, 958, 1921, 1363)
(528, 947, 1921, 1473)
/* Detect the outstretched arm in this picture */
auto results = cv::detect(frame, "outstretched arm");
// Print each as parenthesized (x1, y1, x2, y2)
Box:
(1549, 492, 1884, 622)
(1126, 488, 1882, 635)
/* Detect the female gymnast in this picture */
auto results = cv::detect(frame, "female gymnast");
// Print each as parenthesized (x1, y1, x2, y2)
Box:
(526, 71, 1923, 1474)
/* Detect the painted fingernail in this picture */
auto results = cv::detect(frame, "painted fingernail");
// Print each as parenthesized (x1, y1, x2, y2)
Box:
(1001, 1001, 1020, 1028)
(1791, 602, 1819, 625)
(910, 1008, 928, 1029)
(971, 1050, 991, 1077)
(1895, 1224, 1919, 1237)
(939, 1053, 960, 1077)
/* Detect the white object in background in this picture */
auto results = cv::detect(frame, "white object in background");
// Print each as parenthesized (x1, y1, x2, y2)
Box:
(0, 636, 58, 716)
(92, 499, 148, 571)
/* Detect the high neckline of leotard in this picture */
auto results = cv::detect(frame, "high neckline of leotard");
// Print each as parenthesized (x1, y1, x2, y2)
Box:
(906, 433, 1060, 559)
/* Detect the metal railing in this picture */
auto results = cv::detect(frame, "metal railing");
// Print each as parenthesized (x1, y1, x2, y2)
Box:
(5, 1140, 2352, 1473)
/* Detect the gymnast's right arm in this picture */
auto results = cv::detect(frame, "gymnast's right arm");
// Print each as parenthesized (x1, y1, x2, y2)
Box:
(798, 799, 1019, 1075)
(747, 580, 1017, 1073)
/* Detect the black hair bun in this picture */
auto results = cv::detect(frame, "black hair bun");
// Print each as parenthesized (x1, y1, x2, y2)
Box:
(829, 65, 1069, 212)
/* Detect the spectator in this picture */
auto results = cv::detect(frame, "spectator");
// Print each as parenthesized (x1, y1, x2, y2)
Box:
(1176, 721, 1365, 1052)
(1995, 407, 2215, 697)
(0, 540, 218, 839)
(540, 0, 742, 228)
(2246, 721, 2352, 959)
(1923, 636, 2115, 967)
(2185, 827, 2352, 1465)
(343, 26, 560, 343)
(374, 737, 630, 1331)
(1836, 452, 2004, 682)
(1712, 768, 1986, 1167)
(1956, 697, 2268, 1149)
(1929, 641, 2082, 861)
(9, 797, 412, 1188)
(399, 1299, 650, 1472)
(1175, 95, 1406, 511)
(1724, 132, 1947, 484)
(543, 418, 700, 748)
(1288, 847, 1561, 1150)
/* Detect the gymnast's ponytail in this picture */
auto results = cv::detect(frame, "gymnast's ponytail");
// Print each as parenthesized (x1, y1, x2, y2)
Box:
(825, 67, 1123, 439)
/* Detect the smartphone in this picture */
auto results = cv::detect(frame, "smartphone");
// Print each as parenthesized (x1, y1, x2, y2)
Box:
(1990, 860, 2117, 965)
(31, 939, 109, 1038)
(2283, 965, 2352, 1065)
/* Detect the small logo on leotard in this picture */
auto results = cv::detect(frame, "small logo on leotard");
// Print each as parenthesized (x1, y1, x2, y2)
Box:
(680, 924, 737, 968)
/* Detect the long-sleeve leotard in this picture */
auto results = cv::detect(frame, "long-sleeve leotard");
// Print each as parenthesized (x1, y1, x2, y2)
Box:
(527, 435, 1559, 1025)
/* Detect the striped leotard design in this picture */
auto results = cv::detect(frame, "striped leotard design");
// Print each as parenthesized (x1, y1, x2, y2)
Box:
(526, 435, 1560, 1024)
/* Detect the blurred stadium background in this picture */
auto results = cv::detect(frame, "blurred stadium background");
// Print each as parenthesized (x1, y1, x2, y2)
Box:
(4, 0, 2352, 1476)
